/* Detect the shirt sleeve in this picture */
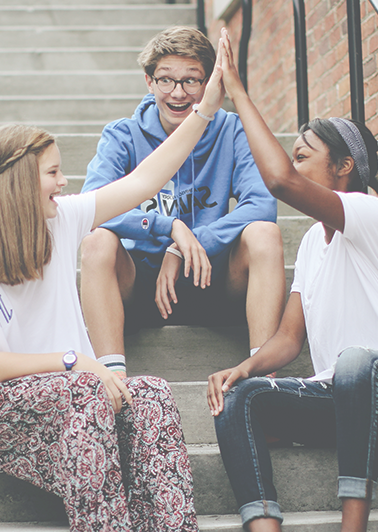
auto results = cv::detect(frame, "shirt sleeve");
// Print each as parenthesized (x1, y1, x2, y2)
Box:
(56, 191, 96, 247)
(337, 191, 378, 242)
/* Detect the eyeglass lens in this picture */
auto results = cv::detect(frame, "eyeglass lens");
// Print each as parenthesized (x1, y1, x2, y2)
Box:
(156, 78, 201, 94)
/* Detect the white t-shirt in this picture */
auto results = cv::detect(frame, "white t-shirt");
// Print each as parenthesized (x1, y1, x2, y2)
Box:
(291, 191, 378, 382)
(0, 192, 96, 359)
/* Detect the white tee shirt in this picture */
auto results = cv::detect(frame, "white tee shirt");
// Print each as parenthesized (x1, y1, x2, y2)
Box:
(0, 192, 96, 359)
(291, 191, 378, 382)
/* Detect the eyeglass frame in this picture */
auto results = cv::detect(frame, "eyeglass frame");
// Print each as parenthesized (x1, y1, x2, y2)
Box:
(151, 75, 207, 95)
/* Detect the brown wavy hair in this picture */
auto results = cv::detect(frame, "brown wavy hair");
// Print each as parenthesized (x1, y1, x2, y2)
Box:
(0, 124, 55, 285)
(138, 26, 216, 79)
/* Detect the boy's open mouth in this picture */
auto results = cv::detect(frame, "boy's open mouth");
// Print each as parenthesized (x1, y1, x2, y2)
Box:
(167, 102, 191, 113)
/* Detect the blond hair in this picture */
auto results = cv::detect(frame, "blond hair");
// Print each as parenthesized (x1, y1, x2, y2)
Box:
(0, 124, 55, 285)
(138, 26, 216, 79)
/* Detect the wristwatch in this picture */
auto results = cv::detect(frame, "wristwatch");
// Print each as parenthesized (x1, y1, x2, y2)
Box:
(62, 350, 77, 371)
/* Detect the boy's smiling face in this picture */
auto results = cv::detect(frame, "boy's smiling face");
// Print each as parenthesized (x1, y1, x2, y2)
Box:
(146, 55, 207, 136)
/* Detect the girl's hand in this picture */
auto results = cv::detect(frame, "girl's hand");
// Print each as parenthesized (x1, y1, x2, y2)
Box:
(75, 353, 132, 413)
(219, 27, 247, 101)
(207, 365, 249, 416)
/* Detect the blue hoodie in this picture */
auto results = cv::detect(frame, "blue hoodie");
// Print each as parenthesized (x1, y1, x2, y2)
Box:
(82, 94, 277, 266)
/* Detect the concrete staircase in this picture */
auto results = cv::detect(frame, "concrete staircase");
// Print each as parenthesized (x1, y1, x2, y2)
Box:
(1, 1, 378, 531)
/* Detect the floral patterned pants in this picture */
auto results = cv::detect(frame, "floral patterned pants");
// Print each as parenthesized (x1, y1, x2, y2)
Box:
(0, 372, 198, 532)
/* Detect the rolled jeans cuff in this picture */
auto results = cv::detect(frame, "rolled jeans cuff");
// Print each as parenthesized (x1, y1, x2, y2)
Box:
(239, 500, 283, 525)
(338, 476, 377, 500)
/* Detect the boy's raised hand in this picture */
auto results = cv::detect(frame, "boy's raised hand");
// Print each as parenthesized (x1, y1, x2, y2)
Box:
(199, 38, 225, 116)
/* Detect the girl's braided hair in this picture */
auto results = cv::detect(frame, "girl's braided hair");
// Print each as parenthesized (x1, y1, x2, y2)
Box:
(0, 124, 56, 285)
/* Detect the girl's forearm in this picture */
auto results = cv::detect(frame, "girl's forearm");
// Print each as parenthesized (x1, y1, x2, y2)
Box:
(0, 351, 66, 382)
(230, 92, 295, 195)
(94, 110, 216, 228)
(93, 60, 224, 229)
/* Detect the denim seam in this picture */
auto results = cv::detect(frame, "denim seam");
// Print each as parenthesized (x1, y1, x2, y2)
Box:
(243, 379, 333, 504)
(366, 357, 378, 484)
(246, 392, 266, 501)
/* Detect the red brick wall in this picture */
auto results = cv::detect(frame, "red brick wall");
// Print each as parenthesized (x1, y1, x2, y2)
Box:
(207, 0, 378, 135)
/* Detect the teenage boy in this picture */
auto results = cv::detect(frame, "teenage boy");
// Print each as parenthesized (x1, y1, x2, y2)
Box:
(81, 26, 285, 377)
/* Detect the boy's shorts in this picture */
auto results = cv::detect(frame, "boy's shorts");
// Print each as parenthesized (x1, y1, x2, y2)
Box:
(124, 248, 246, 333)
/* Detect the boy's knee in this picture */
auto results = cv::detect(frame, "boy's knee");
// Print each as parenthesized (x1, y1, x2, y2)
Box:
(241, 221, 283, 256)
(81, 228, 120, 268)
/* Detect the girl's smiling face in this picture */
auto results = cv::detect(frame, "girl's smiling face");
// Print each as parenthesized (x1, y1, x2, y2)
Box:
(292, 130, 340, 190)
(38, 142, 67, 219)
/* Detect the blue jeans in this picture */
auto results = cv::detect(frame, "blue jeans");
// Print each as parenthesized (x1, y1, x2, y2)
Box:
(214, 347, 378, 526)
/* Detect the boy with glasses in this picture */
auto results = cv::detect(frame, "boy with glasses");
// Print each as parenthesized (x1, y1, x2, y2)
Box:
(81, 26, 285, 377)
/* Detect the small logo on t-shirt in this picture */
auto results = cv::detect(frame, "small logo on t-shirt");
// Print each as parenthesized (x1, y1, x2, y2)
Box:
(0, 292, 12, 328)
(141, 218, 149, 230)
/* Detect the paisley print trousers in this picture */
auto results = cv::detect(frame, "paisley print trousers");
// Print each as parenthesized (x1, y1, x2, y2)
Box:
(0, 372, 198, 532)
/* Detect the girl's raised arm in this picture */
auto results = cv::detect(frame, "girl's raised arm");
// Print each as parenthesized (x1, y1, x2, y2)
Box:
(92, 44, 225, 230)
(219, 28, 345, 233)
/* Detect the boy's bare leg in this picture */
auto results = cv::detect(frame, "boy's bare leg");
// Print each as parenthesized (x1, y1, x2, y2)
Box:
(341, 498, 370, 532)
(227, 221, 286, 349)
(81, 228, 136, 360)
(246, 518, 282, 532)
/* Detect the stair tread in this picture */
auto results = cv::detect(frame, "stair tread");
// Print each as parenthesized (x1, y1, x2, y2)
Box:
(0, 510, 377, 530)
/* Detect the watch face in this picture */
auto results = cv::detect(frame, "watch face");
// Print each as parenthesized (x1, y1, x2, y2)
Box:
(64, 353, 76, 364)
(63, 350, 77, 369)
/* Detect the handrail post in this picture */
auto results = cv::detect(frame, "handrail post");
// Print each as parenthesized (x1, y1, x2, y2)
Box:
(293, 0, 309, 129)
(197, 0, 207, 36)
(238, 0, 252, 92)
(346, 0, 365, 123)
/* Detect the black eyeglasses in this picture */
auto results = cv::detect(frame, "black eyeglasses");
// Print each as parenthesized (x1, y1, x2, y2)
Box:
(151, 76, 207, 95)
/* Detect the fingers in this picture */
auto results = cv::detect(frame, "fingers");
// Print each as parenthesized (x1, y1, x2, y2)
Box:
(207, 371, 228, 416)
(155, 277, 176, 319)
(200, 252, 212, 288)
(182, 245, 211, 288)
(221, 369, 240, 393)
(155, 254, 181, 318)
(207, 367, 248, 416)
(105, 376, 132, 413)
(170, 219, 211, 288)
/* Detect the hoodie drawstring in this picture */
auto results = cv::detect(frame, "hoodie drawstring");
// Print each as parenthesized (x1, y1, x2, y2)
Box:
(190, 152, 195, 229)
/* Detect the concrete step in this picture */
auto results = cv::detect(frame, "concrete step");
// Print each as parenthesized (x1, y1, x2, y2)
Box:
(0, 71, 146, 96)
(0, 26, 183, 48)
(0, 96, 142, 129)
(0, 5, 195, 27)
(0, 512, 378, 531)
(278, 215, 315, 265)
(125, 326, 313, 381)
(1, 443, 377, 520)
(0, 512, 377, 532)
(0, 48, 142, 71)
(199, 511, 378, 531)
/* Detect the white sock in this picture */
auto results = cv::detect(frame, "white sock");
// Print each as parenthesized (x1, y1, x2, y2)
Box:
(250, 347, 260, 357)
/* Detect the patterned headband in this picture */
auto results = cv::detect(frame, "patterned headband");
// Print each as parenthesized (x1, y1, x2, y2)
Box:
(329, 117, 370, 188)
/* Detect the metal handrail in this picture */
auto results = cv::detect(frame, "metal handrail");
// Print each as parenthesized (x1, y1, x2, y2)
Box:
(293, 0, 309, 129)
(197, 0, 207, 35)
(197, 0, 368, 128)
(238, 0, 252, 91)
(347, 0, 365, 123)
